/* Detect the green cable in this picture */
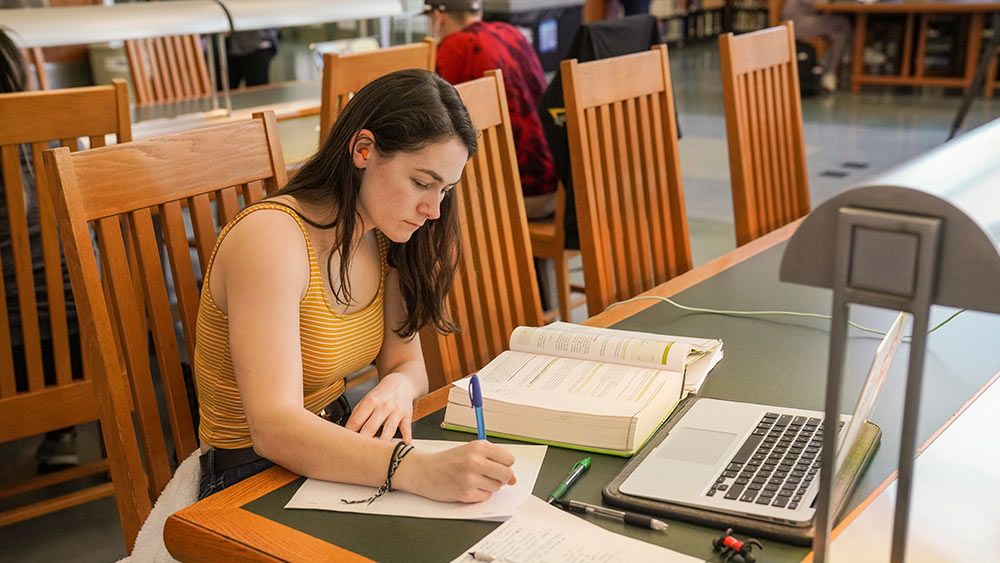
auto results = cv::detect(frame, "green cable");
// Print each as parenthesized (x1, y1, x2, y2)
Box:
(603, 295, 966, 339)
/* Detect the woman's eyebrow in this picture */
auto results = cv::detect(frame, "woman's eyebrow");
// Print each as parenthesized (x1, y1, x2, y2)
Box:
(415, 168, 444, 183)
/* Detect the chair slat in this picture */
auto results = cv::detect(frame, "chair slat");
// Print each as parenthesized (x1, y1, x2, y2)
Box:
(611, 100, 642, 297)
(217, 186, 241, 226)
(772, 64, 793, 222)
(2, 145, 45, 392)
(637, 94, 666, 280)
(127, 209, 198, 462)
(758, 68, 777, 231)
(95, 216, 173, 497)
(170, 36, 193, 99)
(148, 38, 168, 101)
(125, 40, 150, 105)
(623, 97, 654, 290)
(30, 142, 73, 387)
(0, 261, 13, 396)
(158, 201, 200, 365)
(598, 104, 631, 301)
(187, 193, 218, 280)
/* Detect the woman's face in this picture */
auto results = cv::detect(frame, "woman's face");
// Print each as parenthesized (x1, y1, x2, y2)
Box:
(355, 135, 469, 243)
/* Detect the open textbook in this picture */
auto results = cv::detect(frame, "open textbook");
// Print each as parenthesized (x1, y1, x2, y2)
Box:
(443, 323, 723, 456)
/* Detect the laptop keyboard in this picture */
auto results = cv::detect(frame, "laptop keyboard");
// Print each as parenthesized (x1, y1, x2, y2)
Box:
(705, 413, 844, 510)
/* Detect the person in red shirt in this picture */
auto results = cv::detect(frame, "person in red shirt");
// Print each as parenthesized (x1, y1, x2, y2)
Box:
(426, 0, 558, 219)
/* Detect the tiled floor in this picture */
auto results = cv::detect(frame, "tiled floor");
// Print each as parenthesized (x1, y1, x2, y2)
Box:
(2, 38, 998, 563)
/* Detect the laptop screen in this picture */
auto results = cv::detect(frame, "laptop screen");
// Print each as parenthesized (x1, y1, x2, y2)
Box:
(836, 312, 906, 472)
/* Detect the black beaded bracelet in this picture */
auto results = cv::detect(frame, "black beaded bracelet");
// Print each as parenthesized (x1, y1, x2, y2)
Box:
(341, 442, 415, 505)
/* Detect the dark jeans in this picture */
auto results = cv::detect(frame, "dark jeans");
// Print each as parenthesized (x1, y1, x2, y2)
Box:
(198, 451, 274, 500)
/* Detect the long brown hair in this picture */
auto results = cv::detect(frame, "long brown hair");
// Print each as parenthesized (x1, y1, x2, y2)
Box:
(271, 69, 476, 337)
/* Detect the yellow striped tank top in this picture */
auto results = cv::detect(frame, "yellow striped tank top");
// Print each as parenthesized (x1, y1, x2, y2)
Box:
(193, 202, 387, 449)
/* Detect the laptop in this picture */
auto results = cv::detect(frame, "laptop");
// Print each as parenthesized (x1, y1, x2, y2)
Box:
(616, 312, 904, 528)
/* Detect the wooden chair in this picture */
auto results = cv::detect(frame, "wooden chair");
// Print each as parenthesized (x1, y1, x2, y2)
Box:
(43, 111, 286, 550)
(768, 0, 828, 61)
(420, 70, 545, 390)
(561, 45, 692, 316)
(319, 38, 437, 143)
(719, 23, 811, 247)
(125, 34, 212, 106)
(527, 184, 586, 323)
(0, 80, 130, 529)
(20, 47, 50, 91)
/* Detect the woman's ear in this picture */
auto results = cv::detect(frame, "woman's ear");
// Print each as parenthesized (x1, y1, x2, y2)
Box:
(350, 129, 375, 169)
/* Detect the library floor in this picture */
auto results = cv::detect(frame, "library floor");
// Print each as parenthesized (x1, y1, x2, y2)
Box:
(2, 41, 999, 563)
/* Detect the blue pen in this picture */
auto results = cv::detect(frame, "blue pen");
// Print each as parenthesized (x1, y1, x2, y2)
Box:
(469, 374, 487, 440)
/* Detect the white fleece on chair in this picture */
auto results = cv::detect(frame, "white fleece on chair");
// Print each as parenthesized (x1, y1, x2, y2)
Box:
(117, 449, 201, 563)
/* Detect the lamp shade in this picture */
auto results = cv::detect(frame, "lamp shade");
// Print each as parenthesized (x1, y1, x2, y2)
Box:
(780, 118, 1000, 314)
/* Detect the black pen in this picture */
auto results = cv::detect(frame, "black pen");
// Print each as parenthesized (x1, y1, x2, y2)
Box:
(552, 498, 669, 532)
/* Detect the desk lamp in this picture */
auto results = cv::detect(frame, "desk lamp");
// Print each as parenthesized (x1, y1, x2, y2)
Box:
(779, 118, 1000, 563)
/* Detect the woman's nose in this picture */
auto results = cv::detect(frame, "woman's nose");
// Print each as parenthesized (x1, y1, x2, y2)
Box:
(420, 192, 442, 220)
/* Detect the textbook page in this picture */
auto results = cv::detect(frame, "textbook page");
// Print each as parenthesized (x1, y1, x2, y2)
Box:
(285, 440, 545, 521)
(449, 496, 700, 563)
(452, 350, 679, 417)
(510, 322, 721, 375)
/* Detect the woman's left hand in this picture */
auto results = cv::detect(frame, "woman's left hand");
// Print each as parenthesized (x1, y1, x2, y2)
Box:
(344, 372, 419, 443)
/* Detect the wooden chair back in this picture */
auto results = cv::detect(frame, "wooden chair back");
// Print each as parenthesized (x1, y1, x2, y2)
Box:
(420, 70, 544, 390)
(43, 111, 286, 550)
(20, 47, 51, 91)
(719, 23, 810, 246)
(319, 38, 436, 142)
(125, 35, 212, 106)
(561, 45, 692, 316)
(0, 79, 130, 529)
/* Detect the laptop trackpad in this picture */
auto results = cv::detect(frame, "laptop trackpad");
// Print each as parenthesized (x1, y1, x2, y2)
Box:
(658, 427, 738, 465)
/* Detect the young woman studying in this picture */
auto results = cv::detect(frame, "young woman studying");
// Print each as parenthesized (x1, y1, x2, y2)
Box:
(194, 69, 516, 501)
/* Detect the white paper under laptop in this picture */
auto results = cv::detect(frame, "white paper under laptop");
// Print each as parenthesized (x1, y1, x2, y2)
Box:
(618, 313, 906, 527)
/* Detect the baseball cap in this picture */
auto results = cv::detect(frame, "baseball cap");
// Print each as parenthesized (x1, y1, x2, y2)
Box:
(421, 0, 483, 14)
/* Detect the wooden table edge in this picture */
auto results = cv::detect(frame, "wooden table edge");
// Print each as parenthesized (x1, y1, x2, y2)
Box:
(816, 2, 1000, 13)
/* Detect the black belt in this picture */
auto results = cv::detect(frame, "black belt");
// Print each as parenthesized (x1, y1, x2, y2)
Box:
(200, 394, 352, 475)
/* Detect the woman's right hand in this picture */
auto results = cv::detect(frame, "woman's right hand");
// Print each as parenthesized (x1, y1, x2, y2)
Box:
(396, 441, 517, 503)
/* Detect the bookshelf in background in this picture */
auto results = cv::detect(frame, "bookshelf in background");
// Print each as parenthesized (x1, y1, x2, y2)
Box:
(652, 0, 726, 44)
(652, 0, 767, 44)
(728, 0, 769, 34)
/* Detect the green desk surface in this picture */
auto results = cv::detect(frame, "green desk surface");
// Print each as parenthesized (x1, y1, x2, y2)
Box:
(241, 243, 1000, 562)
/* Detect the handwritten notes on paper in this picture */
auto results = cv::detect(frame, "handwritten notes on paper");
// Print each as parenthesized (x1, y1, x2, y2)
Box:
(450, 496, 701, 563)
(284, 440, 546, 521)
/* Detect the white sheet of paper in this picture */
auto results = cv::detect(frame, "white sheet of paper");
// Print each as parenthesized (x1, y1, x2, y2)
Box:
(284, 440, 546, 521)
(449, 496, 702, 563)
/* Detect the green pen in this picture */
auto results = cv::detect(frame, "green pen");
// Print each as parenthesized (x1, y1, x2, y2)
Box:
(547, 457, 591, 503)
